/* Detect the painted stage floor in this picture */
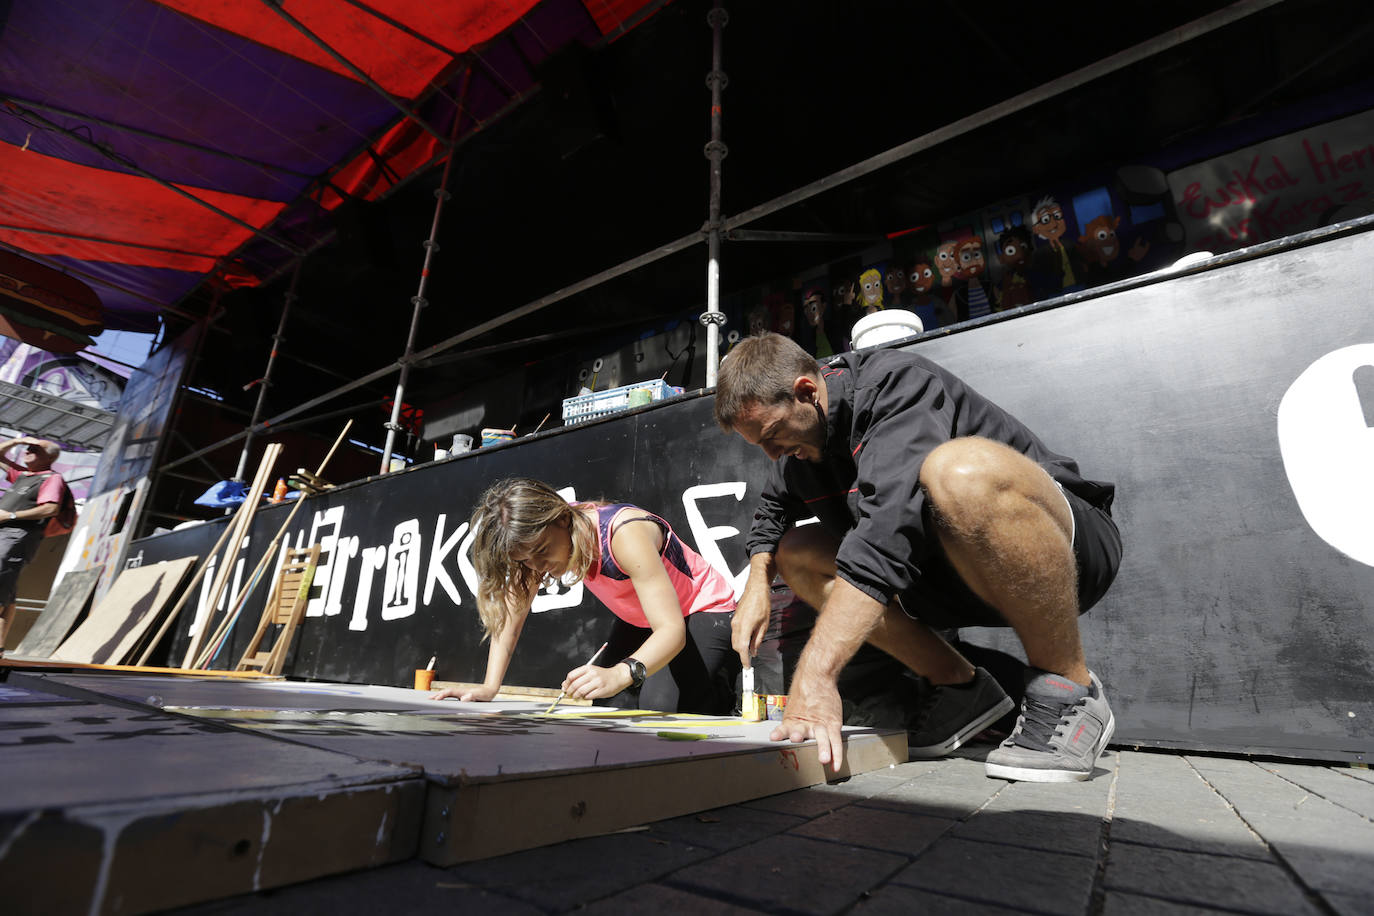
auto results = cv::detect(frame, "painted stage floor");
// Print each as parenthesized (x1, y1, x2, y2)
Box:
(0, 670, 905, 913)
(173, 745, 1374, 916)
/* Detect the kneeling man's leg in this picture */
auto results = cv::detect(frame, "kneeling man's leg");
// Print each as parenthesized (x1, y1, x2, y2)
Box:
(776, 525, 1012, 757)
(921, 437, 1114, 781)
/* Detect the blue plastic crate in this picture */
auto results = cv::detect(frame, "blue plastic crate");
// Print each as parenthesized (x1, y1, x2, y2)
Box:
(561, 379, 681, 426)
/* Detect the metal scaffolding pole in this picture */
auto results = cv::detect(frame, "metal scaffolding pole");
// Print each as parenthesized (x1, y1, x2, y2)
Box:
(234, 259, 302, 483)
(379, 70, 470, 474)
(158, 1, 1276, 475)
(699, 2, 728, 388)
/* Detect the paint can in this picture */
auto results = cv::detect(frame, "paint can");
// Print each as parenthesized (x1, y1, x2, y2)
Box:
(741, 694, 766, 722)
(451, 433, 473, 454)
(414, 669, 435, 691)
(481, 427, 515, 448)
(766, 694, 787, 720)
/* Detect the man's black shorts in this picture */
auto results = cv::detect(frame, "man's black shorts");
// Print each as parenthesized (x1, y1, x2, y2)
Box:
(898, 485, 1122, 629)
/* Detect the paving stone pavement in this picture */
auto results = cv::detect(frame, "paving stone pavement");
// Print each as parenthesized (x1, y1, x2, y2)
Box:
(180, 747, 1374, 915)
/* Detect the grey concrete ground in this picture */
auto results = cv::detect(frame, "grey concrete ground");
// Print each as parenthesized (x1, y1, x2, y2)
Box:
(179, 745, 1374, 915)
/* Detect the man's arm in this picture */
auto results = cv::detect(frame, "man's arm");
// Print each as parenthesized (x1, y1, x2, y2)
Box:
(773, 576, 886, 772)
(731, 551, 776, 666)
(0, 437, 24, 472)
(736, 462, 802, 665)
(2, 502, 59, 523)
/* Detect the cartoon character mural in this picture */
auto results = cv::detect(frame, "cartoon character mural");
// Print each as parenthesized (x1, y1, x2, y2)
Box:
(995, 225, 1035, 310)
(951, 235, 996, 321)
(884, 264, 908, 308)
(1078, 213, 1151, 285)
(907, 261, 951, 329)
(1029, 195, 1083, 294)
(934, 241, 960, 293)
(745, 302, 770, 337)
(767, 292, 796, 338)
(857, 267, 885, 314)
(800, 287, 844, 358)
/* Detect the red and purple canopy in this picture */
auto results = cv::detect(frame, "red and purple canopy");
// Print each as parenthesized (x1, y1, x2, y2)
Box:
(0, 0, 662, 343)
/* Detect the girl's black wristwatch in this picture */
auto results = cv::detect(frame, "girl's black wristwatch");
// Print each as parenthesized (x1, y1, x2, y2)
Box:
(622, 657, 646, 689)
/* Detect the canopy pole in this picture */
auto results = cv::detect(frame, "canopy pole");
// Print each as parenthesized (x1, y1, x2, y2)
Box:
(700, 1, 728, 389)
(380, 69, 470, 474)
(234, 259, 301, 482)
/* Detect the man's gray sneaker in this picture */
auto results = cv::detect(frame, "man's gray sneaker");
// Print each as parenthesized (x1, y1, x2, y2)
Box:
(908, 667, 1014, 759)
(984, 669, 1114, 782)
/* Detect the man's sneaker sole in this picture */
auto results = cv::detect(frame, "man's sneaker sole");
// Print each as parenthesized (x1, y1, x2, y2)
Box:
(909, 694, 1014, 759)
(984, 710, 1115, 782)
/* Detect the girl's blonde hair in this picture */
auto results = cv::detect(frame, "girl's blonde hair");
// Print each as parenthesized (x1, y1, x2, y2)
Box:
(468, 478, 598, 639)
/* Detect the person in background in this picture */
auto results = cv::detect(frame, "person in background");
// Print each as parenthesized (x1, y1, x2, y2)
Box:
(0, 435, 69, 648)
(434, 478, 738, 713)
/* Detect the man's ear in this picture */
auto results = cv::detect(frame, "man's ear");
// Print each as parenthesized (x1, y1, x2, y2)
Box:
(793, 375, 819, 403)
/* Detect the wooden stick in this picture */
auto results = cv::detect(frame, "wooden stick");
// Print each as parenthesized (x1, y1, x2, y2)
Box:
(193, 420, 352, 669)
(532, 412, 551, 435)
(194, 498, 300, 668)
(179, 443, 281, 668)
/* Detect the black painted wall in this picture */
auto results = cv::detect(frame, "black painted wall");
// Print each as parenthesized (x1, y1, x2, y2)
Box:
(134, 228, 1374, 762)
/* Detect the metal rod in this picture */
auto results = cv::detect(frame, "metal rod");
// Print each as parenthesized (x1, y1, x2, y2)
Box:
(255, 0, 450, 147)
(7, 102, 305, 257)
(379, 68, 470, 474)
(721, 0, 1281, 234)
(160, 2, 1284, 470)
(725, 229, 884, 244)
(701, 1, 728, 389)
(235, 259, 301, 482)
(0, 221, 224, 261)
(4, 95, 315, 184)
(0, 242, 191, 319)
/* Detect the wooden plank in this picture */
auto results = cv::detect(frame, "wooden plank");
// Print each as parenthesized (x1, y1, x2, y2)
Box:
(0, 676, 425, 915)
(38, 674, 906, 867)
(0, 658, 280, 678)
(49, 557, 198, 664)
(10, 567, 102, 658)
(423, 727, 907, 865)
(181, 443, 280, 668)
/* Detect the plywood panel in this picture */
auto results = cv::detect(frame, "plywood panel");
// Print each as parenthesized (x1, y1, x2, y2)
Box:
(0, 676, 424, 915)
(11, 567, 102, 658)
(50, 557, 196, 664)
(45, 673, 906, 866)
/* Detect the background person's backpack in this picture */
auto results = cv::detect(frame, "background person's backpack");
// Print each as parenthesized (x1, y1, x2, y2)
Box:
(43, 476, 77, 537)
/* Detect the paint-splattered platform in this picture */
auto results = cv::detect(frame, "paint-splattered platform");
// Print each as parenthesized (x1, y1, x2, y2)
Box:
(1, 672, 905, 910)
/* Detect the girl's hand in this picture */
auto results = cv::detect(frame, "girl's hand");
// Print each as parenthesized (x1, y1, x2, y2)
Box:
(562, 662, 631, 700)
(431, 684, 498, 702)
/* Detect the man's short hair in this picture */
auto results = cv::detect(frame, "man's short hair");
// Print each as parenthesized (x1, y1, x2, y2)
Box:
(29, 440, 60, 462)
(714, 332, 821, 431)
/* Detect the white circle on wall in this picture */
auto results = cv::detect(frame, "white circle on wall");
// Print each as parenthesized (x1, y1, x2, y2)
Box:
(1277, 343, 1374, 567)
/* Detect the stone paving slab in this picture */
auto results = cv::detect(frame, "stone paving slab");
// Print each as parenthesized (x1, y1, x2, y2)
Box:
(172, 748, 1374, 915)
(1111, 751, 1270, 859)
(1262, 760, 1374, 818)
(1187, 755, 1374, 899)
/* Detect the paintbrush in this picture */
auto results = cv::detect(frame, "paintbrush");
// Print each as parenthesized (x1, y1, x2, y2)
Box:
(544, 641, 608, 715)
(741, 662, 765, 721)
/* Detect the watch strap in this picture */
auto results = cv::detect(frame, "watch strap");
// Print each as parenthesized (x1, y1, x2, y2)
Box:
(621, 657, 646, 689)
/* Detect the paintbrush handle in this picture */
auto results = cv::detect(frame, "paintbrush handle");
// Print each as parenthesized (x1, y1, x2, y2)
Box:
(544, 641, 609, 714)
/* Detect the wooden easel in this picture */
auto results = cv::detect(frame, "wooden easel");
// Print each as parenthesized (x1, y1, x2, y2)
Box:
(234, 544, 321, 676)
